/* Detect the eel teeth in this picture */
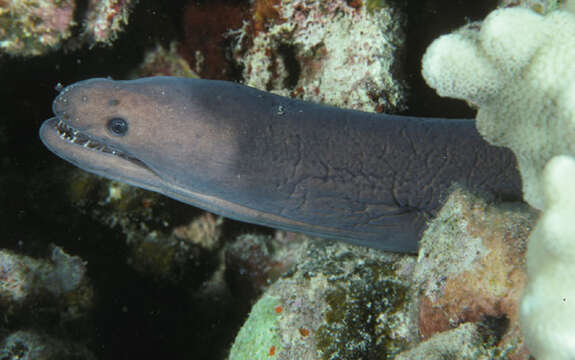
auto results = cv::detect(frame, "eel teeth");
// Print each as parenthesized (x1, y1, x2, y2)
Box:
(55, 119, 147, 168)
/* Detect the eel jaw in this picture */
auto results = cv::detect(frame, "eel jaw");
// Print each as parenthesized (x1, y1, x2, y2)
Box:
(39, 117, 165, 192)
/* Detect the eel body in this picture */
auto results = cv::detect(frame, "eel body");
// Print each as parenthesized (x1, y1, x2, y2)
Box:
(39, 77, 522, 253)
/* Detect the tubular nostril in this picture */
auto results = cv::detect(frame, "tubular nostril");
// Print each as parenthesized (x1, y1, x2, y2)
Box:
(52, 93, 70, 116)
(51, 82, 79, 114)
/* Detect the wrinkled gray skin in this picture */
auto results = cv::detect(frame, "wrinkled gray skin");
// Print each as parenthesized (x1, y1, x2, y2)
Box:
(39, 77, 522, 253)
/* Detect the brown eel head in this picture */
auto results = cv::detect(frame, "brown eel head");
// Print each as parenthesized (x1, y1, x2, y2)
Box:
(39, 77, 241, 198)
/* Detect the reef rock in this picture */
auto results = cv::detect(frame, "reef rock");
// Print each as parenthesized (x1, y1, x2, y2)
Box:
(228, 237, 417, 360)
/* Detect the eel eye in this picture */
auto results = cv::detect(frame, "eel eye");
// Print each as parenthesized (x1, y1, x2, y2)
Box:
(107, 117, 128, 136)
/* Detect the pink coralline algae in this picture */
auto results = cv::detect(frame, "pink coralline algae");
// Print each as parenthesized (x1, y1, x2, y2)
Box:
(0, 0, 76, 56)
(0, 0, 137, 57)
(413, 186, 537, 359)
(84, 0, 138, 44)
(130, 42, 198, 78)
(234, 0, 407, 113)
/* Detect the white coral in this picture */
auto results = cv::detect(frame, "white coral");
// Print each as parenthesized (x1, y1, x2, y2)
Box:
(520, 155, 575, 360)
(421, 6, 575, 210)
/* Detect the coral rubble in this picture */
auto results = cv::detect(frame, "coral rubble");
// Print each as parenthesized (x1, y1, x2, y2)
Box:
(0, 0, 76, 56)
(235, 0, 407, 112)
(83, 0, 138, 45)
(0, 0, 137, 57)
(0, 330, 96, 360)
(395, 323, 502, 360)
(414, 186, 536, 358)
(229, 237, 417, 360)
(0, 246, 91, 309)
(0, 247, 94, 359)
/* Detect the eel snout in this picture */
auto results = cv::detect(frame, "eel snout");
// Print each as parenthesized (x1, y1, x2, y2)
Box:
(39, 79, 157, 186)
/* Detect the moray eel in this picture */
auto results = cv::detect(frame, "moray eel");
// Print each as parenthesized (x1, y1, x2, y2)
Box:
(39, 77, 522, 253)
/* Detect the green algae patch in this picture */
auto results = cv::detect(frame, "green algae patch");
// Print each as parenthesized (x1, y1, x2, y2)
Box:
(130, 236, 176, 281)
(316, 262, 410, 360)
(229, 294, 282, 360)
(226, 239, 417, 359)
(366, 0, 386, 13)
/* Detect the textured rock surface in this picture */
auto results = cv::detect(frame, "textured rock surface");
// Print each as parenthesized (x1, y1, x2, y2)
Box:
(229, 237, 417, 360)
(396, 323, 503, 360)
(230, 186, 540, 359)
(236, 0, 406, 113)
(413, 186, 537, 359)
(0, 0, 138, 56)
(225, 233, 302, 300)
(0, 248, 94, 359)
(0, 0, 76, 56)
(0, 246, 92, 309)
(0, 330, 96, 360)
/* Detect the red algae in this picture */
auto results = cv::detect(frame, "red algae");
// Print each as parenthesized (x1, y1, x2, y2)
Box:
(236, 0, 407, 112)
(0, 0, 138, 56)
(0, 0, 76, 56)
(84, 0, 138, 44)
(253, 0, 282, 34)
(225, 233, 299, 300)
(414, 187, 537, 359)
(180, 0, 250, 79)
(129, 43, 198, 78)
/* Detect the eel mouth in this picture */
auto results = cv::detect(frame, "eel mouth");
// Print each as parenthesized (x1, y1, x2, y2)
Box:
(51, 117, 148, 169)
(39, 116, 169, 191)
(40, 116, 167, 192)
